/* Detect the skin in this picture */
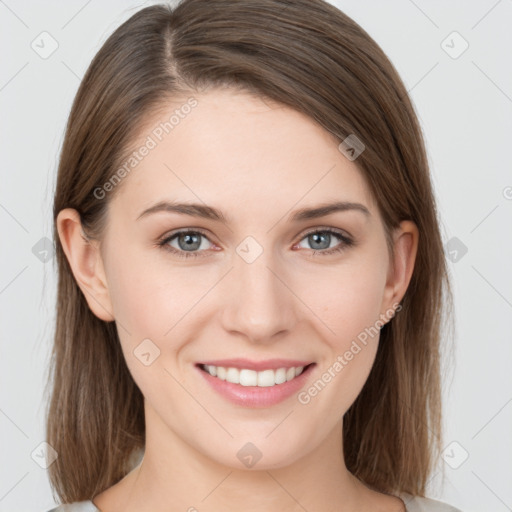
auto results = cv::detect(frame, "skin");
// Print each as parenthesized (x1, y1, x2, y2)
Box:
(57, 87, 417, 512)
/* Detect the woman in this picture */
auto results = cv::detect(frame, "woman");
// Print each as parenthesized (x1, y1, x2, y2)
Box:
(45, 0, 461, 510)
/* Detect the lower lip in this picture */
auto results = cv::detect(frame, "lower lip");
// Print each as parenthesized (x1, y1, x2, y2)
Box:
(196, 363, 315, 408)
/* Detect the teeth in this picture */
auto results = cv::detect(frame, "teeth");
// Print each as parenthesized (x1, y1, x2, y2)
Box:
(204, 365, 307, 387)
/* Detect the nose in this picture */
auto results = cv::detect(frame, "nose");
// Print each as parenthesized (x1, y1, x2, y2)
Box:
(220, 248, 298, 344)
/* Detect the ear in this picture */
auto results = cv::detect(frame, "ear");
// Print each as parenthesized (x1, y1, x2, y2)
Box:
(380, 220, 419, 320)
(56, 208, 115, 322)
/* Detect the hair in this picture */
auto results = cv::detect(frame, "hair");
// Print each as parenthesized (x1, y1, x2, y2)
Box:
(46, 0, 453, 504)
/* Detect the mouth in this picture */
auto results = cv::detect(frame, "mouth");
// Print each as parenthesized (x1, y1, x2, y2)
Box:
(197, 362, 315, 387)
(195, 360, 316, 408)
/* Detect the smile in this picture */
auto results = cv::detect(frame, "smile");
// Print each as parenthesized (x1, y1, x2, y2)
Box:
(199, 363, 308, 387)
(195, 358, 316, 407)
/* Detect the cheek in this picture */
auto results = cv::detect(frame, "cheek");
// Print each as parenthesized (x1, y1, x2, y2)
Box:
(304, 256, 387, 345)
(106, 249, 200, 335)
(104, 249, 217, 382)
(294, 255, 387, 413)
(104, 253, 190, 394)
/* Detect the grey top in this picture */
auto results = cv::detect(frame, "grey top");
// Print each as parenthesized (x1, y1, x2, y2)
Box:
(47, 492, 463, 511)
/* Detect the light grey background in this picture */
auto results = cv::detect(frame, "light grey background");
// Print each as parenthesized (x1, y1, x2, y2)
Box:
(1, 1, 511, 511)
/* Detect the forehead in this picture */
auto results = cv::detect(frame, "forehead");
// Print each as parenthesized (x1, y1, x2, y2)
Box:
(110, 88, 377, 222)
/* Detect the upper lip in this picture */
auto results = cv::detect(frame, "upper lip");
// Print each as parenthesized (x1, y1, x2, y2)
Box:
(197, 358, 314, 371)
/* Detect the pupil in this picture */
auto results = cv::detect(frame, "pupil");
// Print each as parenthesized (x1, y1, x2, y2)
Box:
(311, 232, 329, 250)
(180, 233, 200, 251)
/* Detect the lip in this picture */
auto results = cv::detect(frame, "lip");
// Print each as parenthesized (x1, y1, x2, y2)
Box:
(196, 358, 313, 371)
(195, 361, 316, 408)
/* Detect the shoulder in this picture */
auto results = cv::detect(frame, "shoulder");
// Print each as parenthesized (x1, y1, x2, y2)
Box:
(46, 500, 100, 512)
(400, 492, 463, 512)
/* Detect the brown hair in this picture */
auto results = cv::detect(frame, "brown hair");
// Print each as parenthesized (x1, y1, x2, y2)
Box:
(46, 0, 453, 503)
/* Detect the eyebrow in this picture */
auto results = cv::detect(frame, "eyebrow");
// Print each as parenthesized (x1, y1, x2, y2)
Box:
(136, 200, 371, 223)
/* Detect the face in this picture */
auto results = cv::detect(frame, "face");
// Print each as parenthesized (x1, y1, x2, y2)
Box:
(74, 88, 413, 470)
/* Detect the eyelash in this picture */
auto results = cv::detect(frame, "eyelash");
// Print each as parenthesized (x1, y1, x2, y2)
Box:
(156, 227, 354, 259)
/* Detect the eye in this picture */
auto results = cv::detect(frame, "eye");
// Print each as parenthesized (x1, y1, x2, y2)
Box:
(299, 228, 354, 256)
(295, 228, 354, 256)
(157, 229, 214, 259)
